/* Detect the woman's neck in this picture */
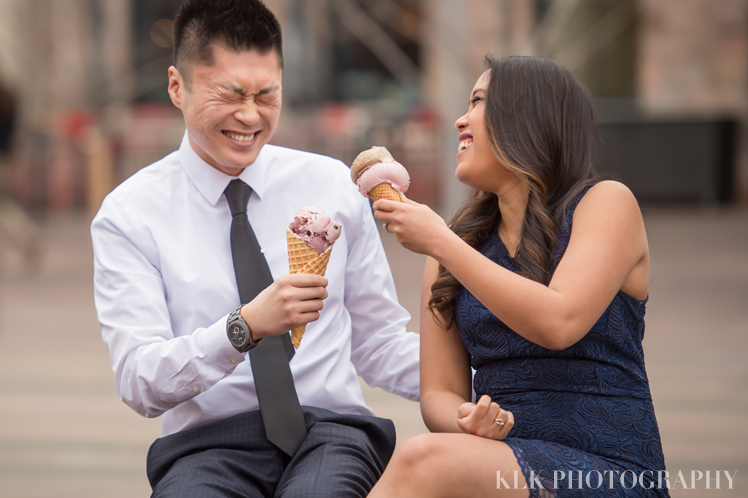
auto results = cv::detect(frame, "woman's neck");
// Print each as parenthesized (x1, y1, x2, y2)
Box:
(496, 180, 529, 256)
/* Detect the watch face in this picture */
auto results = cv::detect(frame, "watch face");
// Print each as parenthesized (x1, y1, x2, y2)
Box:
(229, 322, 248, 348)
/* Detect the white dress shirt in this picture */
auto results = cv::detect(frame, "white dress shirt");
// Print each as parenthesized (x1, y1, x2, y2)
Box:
(92, 132, 420, 437)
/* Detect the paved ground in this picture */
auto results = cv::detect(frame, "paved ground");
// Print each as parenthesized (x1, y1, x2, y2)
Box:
(0, 206, 746, 497)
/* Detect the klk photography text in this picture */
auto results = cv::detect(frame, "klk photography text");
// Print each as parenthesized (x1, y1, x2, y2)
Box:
(496, 469, 739, 491)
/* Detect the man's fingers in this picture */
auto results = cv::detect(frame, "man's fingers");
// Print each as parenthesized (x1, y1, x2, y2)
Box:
(296, 297, 325, 313)
(296, 310, 321, 325)
(292, 285, 328, 301)
(284, 273, 328, 288)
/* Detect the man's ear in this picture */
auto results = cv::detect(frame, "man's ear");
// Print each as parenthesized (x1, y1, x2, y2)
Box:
(168, 66, 185, 110)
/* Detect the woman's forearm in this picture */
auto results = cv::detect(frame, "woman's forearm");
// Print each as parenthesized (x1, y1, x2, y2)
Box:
(432, 232, 573, 349)
(420, 390, 468, 434)
(376, 182, 648, 351)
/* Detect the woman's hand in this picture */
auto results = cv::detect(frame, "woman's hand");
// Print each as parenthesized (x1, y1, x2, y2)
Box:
(456, 395, 514, 440)
(373, 197, 455, 258)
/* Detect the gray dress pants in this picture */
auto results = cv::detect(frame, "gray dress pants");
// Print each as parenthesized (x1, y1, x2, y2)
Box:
(147, 406, 396, 498)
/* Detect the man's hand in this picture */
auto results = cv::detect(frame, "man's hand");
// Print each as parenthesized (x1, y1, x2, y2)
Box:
(240, 274, 328, 340)
(456, 395, 514, 440)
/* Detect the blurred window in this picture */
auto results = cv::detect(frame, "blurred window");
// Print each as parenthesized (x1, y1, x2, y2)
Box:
(328, 0, 422, 102)
(536, 0, 637, 99)
(132, 0, 182, 102)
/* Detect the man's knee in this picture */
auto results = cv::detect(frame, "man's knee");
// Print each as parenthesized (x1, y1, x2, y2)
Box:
(277, 436, 386, 497)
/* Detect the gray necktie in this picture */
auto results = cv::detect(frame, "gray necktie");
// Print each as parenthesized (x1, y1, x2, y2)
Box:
(224, 179, 307, 456)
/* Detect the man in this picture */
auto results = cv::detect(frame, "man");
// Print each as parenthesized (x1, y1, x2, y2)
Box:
(91, 1, 419, 496)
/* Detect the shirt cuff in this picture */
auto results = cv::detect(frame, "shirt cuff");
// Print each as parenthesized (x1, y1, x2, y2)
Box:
(200, 312, 247, 372)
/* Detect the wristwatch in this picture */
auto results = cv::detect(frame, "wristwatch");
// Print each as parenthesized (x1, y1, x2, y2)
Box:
(227, 306, 261, 353)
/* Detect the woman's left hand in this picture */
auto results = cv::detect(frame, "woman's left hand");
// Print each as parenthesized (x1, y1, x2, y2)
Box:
(456, 395, 514, 440)
(373, 196, 454, 257)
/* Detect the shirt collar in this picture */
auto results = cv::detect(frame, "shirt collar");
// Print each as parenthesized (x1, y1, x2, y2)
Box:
(177, 131, 267, 206)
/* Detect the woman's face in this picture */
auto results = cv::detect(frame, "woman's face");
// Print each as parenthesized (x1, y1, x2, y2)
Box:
(454, 71, 512, 193)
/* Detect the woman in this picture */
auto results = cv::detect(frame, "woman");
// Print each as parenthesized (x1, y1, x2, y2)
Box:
(368, 57, 669, 497)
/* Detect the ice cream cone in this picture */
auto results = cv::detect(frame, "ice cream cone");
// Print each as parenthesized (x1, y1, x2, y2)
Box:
(287, 228, 334, 348)
(368, 182, 402, 202)
(286, 227, 319, 273)
(351, 146, 409, 201)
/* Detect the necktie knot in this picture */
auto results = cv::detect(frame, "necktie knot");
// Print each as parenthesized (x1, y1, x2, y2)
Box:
(225, 179, 252, 216)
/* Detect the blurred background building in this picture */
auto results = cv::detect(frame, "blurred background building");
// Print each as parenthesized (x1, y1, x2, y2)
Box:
(0, 0, 746, 229)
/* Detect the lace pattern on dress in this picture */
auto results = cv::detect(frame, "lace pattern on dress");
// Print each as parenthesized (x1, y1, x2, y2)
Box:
(510, 443, 557, 498)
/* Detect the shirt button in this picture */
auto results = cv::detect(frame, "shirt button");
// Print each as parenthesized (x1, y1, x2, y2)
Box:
(230, 358, 238, 364)
(192, 385, 200, 393)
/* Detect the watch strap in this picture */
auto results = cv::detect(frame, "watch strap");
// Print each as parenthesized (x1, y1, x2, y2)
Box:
(227, 306, 260, 352)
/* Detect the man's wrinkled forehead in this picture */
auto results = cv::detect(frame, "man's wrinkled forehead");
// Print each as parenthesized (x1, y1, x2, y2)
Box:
(178, 41, 283, 86)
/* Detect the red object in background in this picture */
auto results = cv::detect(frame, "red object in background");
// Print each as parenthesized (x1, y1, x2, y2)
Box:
(59, 111, 94, 142)
(318, 104, 356, 137)
(47, 110, 95, 210)
(407, 106, 440, 128)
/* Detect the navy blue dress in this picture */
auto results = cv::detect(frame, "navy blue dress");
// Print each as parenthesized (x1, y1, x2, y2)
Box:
(453, 188, 669, 497)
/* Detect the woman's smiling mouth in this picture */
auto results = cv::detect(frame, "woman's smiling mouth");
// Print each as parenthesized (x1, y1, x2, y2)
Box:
(458, 140, 473, 153)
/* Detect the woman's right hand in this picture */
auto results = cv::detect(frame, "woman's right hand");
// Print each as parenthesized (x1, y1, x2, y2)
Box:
(372, 197, 456, 258)
(456, 394, 514, 440)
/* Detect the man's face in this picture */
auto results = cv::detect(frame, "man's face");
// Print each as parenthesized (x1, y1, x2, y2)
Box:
(168, 44, 283, 176)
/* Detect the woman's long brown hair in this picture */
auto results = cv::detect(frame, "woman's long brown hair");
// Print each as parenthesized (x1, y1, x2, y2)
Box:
(429, 56, 599, 327)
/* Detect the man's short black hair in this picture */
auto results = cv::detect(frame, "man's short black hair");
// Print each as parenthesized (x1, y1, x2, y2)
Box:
(173, 0, 283, 80)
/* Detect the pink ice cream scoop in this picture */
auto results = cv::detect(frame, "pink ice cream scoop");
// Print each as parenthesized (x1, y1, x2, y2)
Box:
(289, 207, 342, 253)
(356, 158, 410, 197)
(350, 146, 410, 201)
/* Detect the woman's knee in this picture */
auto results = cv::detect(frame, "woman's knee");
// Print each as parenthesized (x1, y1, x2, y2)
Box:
(387, 433, 451, 477)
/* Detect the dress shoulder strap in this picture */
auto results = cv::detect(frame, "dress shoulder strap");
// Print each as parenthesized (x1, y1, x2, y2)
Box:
(548, 183, 596, 279)
(563, 183, 595, 228)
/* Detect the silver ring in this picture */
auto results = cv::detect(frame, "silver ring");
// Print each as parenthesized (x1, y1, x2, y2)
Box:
(382, 222, 389, 230)
(494, 418, 505, 427)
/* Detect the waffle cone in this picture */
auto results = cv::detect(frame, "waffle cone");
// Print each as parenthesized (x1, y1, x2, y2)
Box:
(286, 227, 334, 348)
(287, 227, 320, 273)
(368, 182, 402, 202)
(291, 324, 306, 349)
